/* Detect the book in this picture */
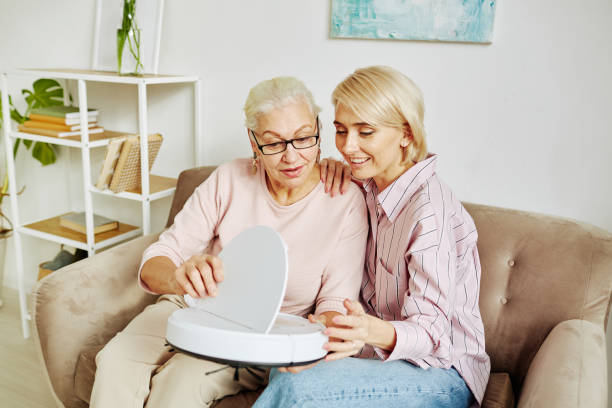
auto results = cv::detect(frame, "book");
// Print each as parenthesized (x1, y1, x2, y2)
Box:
(29, 112, 98, 126)
(109, 133, 163, 193)
(95, 137, 127, 189)
(22, 120, 98, 132)
(59, 212, 119, 234)
(18, 124, 104, 138)
(31, 105, 99, 119)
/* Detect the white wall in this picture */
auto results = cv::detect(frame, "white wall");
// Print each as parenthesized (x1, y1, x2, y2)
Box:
(1, 0, 611, 402)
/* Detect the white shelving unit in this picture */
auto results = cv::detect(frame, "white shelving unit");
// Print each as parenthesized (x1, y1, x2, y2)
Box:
(1, 68, 202, 338)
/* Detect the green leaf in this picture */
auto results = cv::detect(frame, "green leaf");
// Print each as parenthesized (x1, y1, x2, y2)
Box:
(12, 138, 20, 158)
(31, 142, 57, 166)
(3, 78, 62, 168)
(22, 78, 64, 113)
(117, 28, 128, 73)
(12, 139, 33, 159)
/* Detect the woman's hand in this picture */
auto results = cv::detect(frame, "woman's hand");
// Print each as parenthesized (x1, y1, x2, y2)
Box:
(321, 299, 369, 361)
(323, 299, 397, 361)
(320, 158, 352, 196)
(174, 254, 224, 298)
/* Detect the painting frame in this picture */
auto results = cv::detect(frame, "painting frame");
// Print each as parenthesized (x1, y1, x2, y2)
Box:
(91, 0, 165, 74)
(331, 0, 497, 44)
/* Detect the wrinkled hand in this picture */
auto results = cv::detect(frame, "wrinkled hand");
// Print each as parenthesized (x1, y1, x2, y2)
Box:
(320, 158, 352, 197)
(175, 254, 224, 298)
(322, 299, 368, 361)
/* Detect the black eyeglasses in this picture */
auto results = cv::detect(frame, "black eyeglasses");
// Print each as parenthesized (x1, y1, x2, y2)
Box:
(250, 118, 320, 155)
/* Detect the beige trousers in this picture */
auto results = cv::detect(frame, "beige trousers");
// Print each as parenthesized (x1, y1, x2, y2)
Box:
(89, 295, 268, 408)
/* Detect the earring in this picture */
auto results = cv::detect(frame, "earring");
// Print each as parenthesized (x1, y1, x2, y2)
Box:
(251, 153, 258, 175)
(400, 140, 409, 147)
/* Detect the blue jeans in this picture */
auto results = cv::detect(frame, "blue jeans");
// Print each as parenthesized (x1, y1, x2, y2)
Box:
(253, 358, 474, 408)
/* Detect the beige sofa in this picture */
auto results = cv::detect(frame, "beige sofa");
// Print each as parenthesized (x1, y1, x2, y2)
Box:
(32, 166, 612, 408)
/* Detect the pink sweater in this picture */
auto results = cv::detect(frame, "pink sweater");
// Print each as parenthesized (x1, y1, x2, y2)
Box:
(139, 158, 368, 317)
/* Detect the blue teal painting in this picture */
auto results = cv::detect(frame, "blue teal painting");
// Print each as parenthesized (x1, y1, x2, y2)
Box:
(331, 0, 497, 43)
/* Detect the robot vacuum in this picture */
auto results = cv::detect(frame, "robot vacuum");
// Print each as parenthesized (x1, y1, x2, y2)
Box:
(166, 226, 328, 367)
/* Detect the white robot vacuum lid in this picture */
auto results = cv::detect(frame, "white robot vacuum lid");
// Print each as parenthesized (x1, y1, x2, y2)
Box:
(166, 226, 328, 366)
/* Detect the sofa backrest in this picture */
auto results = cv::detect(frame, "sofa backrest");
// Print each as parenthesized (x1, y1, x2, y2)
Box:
(464, 202, 612, 393)
(166, 167, 612, 394)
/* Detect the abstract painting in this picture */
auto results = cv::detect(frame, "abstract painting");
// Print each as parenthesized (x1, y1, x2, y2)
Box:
(331, 0, 497, 43)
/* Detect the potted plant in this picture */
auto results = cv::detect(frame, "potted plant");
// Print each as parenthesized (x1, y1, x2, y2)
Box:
(0, 78, 64, 300)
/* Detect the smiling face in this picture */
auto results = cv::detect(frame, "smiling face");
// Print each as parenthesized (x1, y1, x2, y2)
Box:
(334, 103, 411, 191)
(250, 99, 320, 195)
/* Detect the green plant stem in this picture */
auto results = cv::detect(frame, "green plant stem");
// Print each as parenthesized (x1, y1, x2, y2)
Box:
(117, 0, 142, 75)
(127, 22, 143, 73)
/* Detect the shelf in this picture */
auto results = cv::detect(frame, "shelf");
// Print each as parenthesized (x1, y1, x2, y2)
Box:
(20, 214, 141, 251)
(13, 68, 199, 85)
(11, 129, 132, 148)
(3, 68, 200, 339)
(91, 175, 177, 201)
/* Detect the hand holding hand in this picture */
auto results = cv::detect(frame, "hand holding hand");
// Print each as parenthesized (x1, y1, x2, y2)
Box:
(319, 158, 352, 197)
(322, 299, 369, 361)
(174, 254, 224, 298)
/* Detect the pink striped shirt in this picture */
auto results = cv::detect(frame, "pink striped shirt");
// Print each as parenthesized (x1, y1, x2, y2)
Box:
(357, 154, 490, 406)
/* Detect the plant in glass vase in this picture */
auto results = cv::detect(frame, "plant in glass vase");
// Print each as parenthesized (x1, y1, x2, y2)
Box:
(117, 0, 143, 76)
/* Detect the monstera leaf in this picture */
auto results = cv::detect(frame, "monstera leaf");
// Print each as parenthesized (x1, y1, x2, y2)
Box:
(20, 79, 62, 165)
(0, 79, 62, 166)
(0, 79, 63, 212)
(21, 78, 64, 113)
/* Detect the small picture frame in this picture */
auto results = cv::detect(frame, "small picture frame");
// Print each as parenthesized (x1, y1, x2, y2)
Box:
(91, 0, 165, 74)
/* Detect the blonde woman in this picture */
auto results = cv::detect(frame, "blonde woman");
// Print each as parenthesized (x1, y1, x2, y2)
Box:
(255, 66, 490, 407)
(89, 77, 368, 408)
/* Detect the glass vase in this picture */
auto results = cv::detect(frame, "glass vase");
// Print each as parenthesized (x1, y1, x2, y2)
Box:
(117, 27, 144, 76)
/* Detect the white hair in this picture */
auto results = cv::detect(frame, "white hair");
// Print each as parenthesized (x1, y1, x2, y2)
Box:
(244, 76, 321, 130)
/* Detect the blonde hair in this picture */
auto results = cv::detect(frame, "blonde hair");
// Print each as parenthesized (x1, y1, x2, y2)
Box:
(244, 76, 321, 130)
(332, 66, 428, 163)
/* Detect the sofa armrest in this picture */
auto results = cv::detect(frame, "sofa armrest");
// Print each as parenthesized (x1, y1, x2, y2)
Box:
(517, 319, 607, 408)
(32, 233, 160, 408)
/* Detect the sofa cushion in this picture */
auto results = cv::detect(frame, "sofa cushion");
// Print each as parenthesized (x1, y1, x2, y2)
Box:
(482, 372, 514, 408)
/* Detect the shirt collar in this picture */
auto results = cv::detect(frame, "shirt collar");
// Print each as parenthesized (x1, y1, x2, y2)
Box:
(363, 154, 438, 222)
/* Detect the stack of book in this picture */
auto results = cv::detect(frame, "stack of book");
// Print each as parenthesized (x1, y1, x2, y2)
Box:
(18, 105, 104, 138)
(59, 212, 119, 235)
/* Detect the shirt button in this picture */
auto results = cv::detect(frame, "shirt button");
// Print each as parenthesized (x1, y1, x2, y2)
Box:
(500, 297, 508, 305)
(508, 260, 515, 267)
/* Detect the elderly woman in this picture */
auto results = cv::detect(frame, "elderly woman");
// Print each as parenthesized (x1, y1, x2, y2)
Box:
(89, 76, 368, 408)
(254, 66, 490, 407)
